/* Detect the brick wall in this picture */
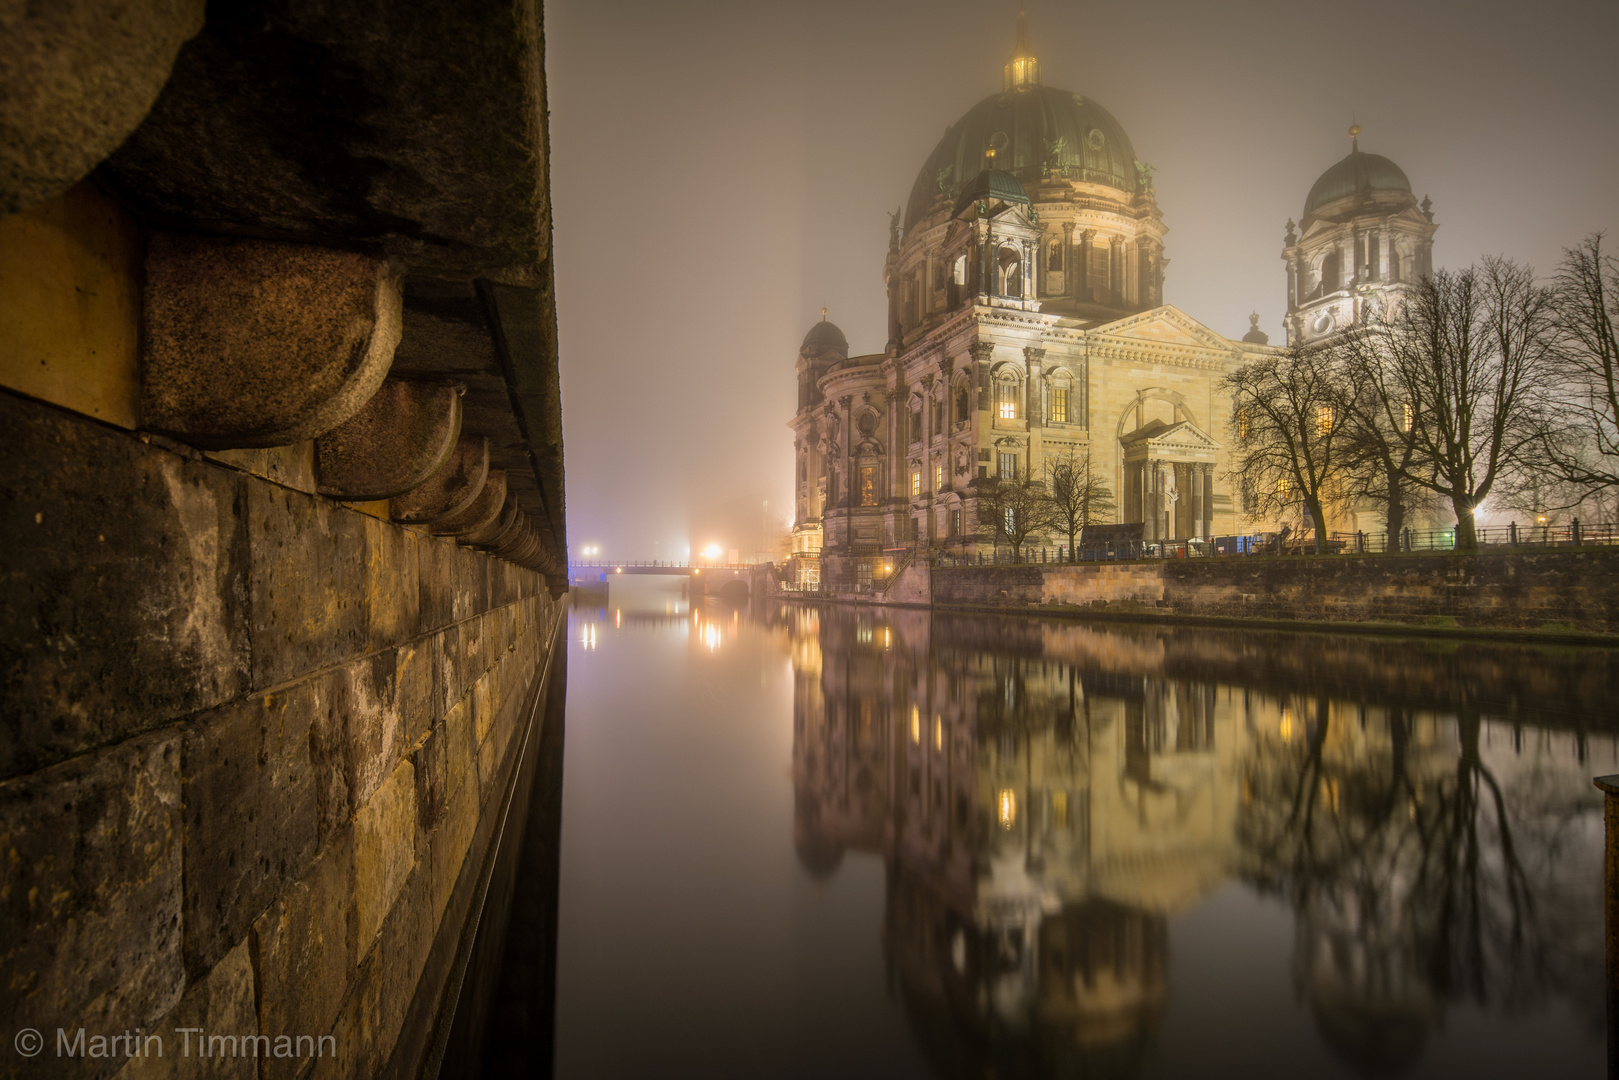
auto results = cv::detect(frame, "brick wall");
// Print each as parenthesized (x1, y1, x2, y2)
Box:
(0, 389, 562, 1080)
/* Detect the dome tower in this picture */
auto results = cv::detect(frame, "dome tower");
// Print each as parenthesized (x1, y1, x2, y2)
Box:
(887, 13, 1168, 343)
(1283, 125, 1438, 345)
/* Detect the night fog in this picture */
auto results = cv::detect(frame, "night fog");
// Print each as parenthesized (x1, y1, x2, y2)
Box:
(548, 0, 1618, 561)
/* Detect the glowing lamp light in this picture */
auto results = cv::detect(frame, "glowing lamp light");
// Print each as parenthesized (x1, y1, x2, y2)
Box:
(614, 566, 623, 573)
(703, 544, 723, 560)
(997, 789, 1017, 830)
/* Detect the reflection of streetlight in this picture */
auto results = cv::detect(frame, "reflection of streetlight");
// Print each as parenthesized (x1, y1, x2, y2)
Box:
(997, 789, 1017, 830)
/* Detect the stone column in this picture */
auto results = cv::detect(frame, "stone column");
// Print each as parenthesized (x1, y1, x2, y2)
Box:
(1079, 230, 1093, 301)
(1286, 259, 1298, 311)
(1062, 222, 1075, 298)
(1023, 346, 1045, 429)
(1110, 237, 1123, 305)
(1143, 458, 1158, 542)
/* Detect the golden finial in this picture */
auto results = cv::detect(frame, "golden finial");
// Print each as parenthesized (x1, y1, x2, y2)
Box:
(986, 145, 997, 166)
(820, 306, 828, 321)
(1349, 117, 1361, 152)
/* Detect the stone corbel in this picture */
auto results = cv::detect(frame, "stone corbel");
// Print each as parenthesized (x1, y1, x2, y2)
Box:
(141, 234, 402, 448)
(314, 379, 461, 500)
(1, 1, 206, 214)
(430, 469, 506, 538)
(391, 436, 490, 524)
(463, 493, 520, 548)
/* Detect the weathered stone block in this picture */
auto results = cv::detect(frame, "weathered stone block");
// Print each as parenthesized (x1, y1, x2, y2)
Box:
(412, 726, 447, 833)
(354, 760, 417, 952)
(0, 731, 182, 1051)
(373, 864, 434, 1069)
(429, 627, 463, 719)
(391, 436, 489, 526)
(429, 770, 479, 929)
(112, 938, 258, 1080)
(0, 393, 250, 780)
(364, 516, 420, 651)
(471, 664, 498, 747)
(247, 482, 366, 690)
(205, 442, 317, 495)
(337, 651, 403, 814)
(416, 534, 458, 633)
(458, 542, 491, 617)
(249, 826, 355, 1080)
(182, 685, 321, 978)
(395, 638, 437, 753)
(442, 697, 474, 810)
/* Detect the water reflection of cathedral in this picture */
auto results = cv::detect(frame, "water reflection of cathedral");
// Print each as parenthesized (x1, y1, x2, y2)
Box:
(786, 606, 1609, 1077)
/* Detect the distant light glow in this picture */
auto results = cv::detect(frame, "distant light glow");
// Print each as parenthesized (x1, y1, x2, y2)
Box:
(703, 544, 723, 560)
(998, 789, 1017, 830)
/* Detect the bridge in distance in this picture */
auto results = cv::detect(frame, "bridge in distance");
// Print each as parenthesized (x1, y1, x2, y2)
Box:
(568, 560, 757, 598)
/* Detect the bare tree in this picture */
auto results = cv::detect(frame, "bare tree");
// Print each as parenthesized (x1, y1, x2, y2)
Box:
(1331, 332, 1431, 540)
(1045, 445, 1116, 559)
(1223, 345, 1346, 553)
(1339, 261, 1557, 552)
(973, 475, 1055, 559)
(1541, 233, 1619, 496)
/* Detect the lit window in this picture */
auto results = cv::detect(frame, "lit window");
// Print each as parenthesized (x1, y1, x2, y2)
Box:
(935, 465, 944, 490)
(950, 508, 962, 536)
(933, 716, 943, 751)
(1317, 405, 1334, 434)
(1236, 407, 1252, 441)
(998, 452, 1017, 480)
(1277, 475, 1291, 499)
(1005, 507, 1016, 533)
(910, 705, 920, 743)
(1050, 387, 1069, 424)
(997, 381, 1018, 420)
(1052, 790, 1070, 829)
(1402, 402, 1414, 432)
(911, 470, 921, 497)
(860, 466, 877, 506)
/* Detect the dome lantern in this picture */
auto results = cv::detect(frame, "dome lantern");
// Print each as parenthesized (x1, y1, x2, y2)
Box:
(1003, 9, 1040, 91)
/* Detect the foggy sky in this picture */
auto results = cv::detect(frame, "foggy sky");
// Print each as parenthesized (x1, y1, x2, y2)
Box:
(546, 0, 1619, 561)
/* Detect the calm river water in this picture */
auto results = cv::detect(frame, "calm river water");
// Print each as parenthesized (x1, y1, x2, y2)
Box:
(551, 579, 1616, 1079)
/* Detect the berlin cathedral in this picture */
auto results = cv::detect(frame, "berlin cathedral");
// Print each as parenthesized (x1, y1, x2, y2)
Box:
(788, 16, 1438, 586)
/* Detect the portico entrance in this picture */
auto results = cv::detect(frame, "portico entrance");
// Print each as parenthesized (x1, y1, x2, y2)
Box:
(1120, 419, 1219, 542)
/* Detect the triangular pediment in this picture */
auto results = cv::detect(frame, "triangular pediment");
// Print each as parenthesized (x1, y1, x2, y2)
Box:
(1089, 305, 1241, 353)
(1119, 418, 1219, 450)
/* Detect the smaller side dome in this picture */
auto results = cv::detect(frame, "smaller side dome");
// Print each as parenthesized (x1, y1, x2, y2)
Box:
(1304, 148, 1412, 219)
(801, 316, 848, 357)
(1241, 312, 1269, 345)
(952, 168, 1031, 219)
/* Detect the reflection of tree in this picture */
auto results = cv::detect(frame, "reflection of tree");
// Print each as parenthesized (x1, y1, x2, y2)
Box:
(1239, 700, 1591, 1073)
(1408, 709, 1542, 1011)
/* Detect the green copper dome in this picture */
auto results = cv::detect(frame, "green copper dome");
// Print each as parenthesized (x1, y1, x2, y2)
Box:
(1304, 149, 1412, 218)
(906, 83, 1139, 235)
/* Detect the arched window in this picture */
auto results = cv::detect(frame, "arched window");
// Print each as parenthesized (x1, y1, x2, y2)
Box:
(910, 406, 923, 443)
(997, 245, 1022, 298)
(1321, 251, 1341, 293)
(955, 384, 972, 424)
(996, 378, 1019, 420)
(1047, 238, 1063, 272)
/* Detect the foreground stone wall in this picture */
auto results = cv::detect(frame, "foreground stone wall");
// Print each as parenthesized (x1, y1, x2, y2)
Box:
(0, 389, 562, 1080)
(923, 550, 1619, 634)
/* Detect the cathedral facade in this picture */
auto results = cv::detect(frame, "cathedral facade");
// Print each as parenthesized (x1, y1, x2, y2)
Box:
(789, 18, 1434, 585)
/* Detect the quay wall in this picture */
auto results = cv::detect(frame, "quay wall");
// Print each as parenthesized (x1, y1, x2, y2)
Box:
(772, 550, 1619, 635)
(0, 389, 562, 1080)
(925, 549, 1619, 634)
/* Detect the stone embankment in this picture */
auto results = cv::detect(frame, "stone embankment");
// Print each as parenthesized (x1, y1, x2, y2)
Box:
(770, 549, 1619, 638)
(2, 4, 569, 1077)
